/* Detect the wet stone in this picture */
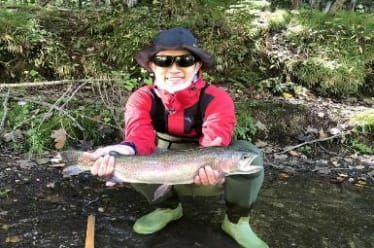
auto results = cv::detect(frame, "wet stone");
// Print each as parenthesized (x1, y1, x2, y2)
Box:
(274, 154, 288, 162)
(313, 167, 331, 175)
(315, 159, 329, 166)
(355, 165, 366, 170)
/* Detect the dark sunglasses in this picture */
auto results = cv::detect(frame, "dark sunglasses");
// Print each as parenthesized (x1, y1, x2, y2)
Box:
(151, 54, 198, 67)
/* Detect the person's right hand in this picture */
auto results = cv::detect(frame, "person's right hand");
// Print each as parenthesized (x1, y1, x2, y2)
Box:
(80, 144, 135, 186)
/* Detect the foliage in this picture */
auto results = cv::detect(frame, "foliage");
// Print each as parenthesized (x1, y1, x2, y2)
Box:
(234, 103, 257, 141)
(346, 110, 374, 155)
(350, 139, 374, 154)
(285, 10, 374, 97)
(349, 109, 374, 133)
(0, 88, 124, 154)
(1, 1, 374, 153)
(297, 144, 312, 154)
(0, 9, 74, 82)
(290, 57, 365, 96)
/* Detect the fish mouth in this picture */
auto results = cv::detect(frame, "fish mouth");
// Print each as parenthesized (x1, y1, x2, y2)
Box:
(230, 165, 263, 175)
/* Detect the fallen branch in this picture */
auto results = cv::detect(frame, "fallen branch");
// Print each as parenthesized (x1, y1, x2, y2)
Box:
(2, 94, 123, 132)
(9, 96, 85, 131)
(85, 215, 95, 248)
(38, 84, 74, 129)
(281, 131, 350, 153)
(0, 88, 10, 132)
(0, 79, 113, 89)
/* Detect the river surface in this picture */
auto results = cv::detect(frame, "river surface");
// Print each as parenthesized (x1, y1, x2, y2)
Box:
(0, 161, 373, 248)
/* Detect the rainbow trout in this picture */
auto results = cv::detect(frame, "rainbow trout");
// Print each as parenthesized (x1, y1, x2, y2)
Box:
(60, 147, 262, 200)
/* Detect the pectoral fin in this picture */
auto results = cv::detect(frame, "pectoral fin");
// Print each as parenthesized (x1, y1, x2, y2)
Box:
(153, 184, 172, 201)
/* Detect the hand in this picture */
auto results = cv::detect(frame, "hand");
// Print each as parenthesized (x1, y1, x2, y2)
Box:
(81, 144, 135, 187)
(200, 136, 222, 147)
(194, 165, 225, 185)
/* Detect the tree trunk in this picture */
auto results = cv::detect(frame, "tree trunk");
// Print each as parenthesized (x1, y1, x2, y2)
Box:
(327, 0, 348, 15)
(291, 0, 299, 9)
(347, 0, 357, 11)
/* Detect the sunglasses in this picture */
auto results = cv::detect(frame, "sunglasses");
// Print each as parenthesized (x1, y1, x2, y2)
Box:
(151, 54, 198, 67)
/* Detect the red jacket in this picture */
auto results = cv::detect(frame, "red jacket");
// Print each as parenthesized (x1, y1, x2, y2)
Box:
(122, 76, 236, 155)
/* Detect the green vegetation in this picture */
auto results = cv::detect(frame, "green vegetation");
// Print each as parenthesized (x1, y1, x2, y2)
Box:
(1, 0, 374, 154)
(350, 140, 374, 154)
(286, 10, 374, 97)
(347, 110, 374, 155)
(350, 109, 374, 133)
(235, 103, 257, 141)
(0, 87, 124, 154)
(1, 2, 372, 97)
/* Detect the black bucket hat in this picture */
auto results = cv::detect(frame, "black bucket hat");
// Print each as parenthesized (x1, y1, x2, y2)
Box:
(134, 27, 215, 71)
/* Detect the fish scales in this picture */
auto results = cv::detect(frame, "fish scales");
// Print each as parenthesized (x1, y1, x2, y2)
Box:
(61, 147, 262, 185)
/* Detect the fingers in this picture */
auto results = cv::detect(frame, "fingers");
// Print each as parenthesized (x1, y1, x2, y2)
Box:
(85, 144, 135, 188)
(194, 166, 225, 185)
(83, 144, 135, 162)
(200, 136, 222, 147)
(91, 155, 115, 177)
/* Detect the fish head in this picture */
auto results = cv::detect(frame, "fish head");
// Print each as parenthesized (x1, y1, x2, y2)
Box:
(230, 151, 263, 175)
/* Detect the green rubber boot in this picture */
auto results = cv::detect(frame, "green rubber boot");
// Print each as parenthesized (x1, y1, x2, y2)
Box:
(221, 214, 269, 248)
(133, 203, 183, 234)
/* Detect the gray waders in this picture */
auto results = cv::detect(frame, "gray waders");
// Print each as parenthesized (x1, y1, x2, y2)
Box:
(130, 133, 264, 222)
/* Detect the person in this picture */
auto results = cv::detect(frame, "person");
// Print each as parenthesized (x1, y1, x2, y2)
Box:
(83, 27, 268, 248)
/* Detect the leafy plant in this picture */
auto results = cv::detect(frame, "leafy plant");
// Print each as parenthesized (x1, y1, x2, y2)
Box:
(349, 109, 374, 133)
(350, 140, 374, 154)
(297, 144, 313, 154)
(235, 106, 257, 141)
(26, 123, 46, 155)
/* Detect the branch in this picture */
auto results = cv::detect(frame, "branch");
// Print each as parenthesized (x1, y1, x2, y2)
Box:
(10, 96, 85, 131)
(0, 88, 10, 133)
(0, 79, 113, 89)
(281, 131, 350, 153)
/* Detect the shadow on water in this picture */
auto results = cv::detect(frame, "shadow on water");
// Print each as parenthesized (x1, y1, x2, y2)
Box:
(0, 163, 374, 248)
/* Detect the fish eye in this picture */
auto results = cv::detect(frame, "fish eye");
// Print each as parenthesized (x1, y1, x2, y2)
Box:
(242, 153, 251, 160)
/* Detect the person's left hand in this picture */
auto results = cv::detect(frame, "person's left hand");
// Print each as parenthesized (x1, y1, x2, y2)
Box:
(194, 166, 225, 185)
(194, 136, 225, 185)
(200, 136, 222, 147)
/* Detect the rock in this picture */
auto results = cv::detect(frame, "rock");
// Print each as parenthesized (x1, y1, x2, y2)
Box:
(328, 127, 341, 135)
(36, 158, 50, 165)
(315, 159, 329, 166)
(355, 165, 366, 170)
(367, 170, 374, 177)
(274, 154, 288, 162)
(313, 167, 331, 175)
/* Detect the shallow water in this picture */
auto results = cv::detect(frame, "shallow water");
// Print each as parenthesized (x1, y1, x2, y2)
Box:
(0, 164, 373, 248)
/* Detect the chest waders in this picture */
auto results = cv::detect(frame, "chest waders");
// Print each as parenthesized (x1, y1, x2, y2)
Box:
(131, 136, 264, 213)
(130, 90, 268, 247)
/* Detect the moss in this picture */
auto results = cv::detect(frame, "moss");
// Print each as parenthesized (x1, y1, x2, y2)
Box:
(350, 109, 374, 133)
(291, 56, 366, 96)
(284, 10, 374, 97)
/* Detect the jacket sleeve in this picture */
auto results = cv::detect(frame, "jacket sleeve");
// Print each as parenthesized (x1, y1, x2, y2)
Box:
(199, 86, 236, 147)
(122, 87, 157, 155)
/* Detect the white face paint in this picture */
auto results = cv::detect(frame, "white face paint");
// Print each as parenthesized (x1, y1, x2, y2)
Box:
(150, 49, 202, 94)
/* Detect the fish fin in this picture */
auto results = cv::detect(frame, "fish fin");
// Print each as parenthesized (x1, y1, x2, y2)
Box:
(218, 171, 227, 181)
(109, 174, 124, 184)
(62, 165, 88, 177)
(153, 184, 172, 201)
